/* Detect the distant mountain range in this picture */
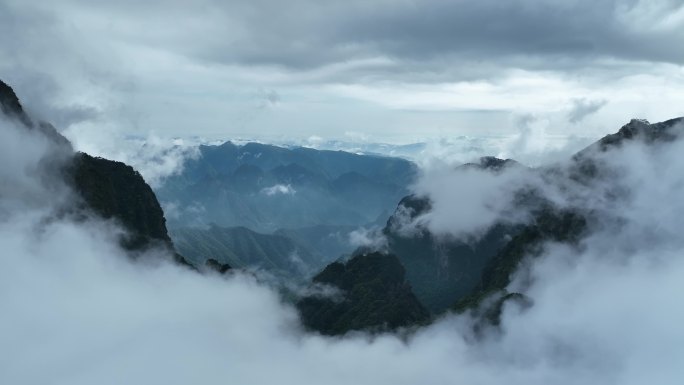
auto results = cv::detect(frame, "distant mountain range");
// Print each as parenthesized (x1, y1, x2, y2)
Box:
(156, 141, 416, 232)
(155, 140, 417, 275)
(171, 225, 320, 277)
(173, 222, 364, 279)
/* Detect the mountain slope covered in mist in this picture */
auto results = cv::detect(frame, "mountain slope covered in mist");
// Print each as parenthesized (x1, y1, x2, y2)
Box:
(381, 158, 523, 313)
(298, 117, 684, 334)
(155, 139, 415, 274)
(0, 79, 189, 264)
(171, 224, 360, 278)
(171, 225, 319, 276)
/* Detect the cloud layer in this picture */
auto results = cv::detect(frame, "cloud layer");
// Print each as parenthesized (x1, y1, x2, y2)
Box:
(1, 0, 683, 143)
(4, 105, 684, 384)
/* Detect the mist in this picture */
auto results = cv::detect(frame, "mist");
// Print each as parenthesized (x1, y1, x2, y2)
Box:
(3, 106, 684, 385)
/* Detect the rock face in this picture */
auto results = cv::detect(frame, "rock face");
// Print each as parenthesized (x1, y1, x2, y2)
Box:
(70, 153, 175, 252)
(297, 252, 429, 336)
(1, 79, 187, 263)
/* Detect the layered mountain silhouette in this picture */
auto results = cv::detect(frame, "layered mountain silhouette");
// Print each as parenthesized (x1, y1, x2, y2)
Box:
(297, 117, 684, 335)
(171, 225, 320, 277)
(170, 223, 360, 278)
(156, 138, 416, 274)
(0, 79, 194, 267)
(156, 141, 416, 233)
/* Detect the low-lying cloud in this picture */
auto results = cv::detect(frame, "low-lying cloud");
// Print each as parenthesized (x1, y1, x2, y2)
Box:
(3, 115, 684, 385)
(568, 98, 608, 124)
(64, 129, 201, 188)
(406, 162, 533, 240)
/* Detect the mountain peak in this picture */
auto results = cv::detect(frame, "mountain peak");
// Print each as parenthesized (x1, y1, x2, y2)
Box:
(0, 79, 72, 149)
(572, 117, 684, 160)
(0, 79, 31, 126)
(297, 252, 429, 335)
(601, 117, 684, 149)
(629, 118, 650, 125)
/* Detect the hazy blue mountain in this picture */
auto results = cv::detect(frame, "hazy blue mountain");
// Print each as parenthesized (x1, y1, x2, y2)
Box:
(274, 224, 360, 261)
(170, 225, 321, 277)
(156, 141, 417, 233)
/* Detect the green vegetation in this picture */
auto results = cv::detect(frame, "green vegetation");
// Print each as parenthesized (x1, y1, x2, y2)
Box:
(297, 252, 429, 336)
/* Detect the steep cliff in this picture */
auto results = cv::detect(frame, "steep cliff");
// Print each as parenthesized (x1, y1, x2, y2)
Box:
(0, 79, 190, 265)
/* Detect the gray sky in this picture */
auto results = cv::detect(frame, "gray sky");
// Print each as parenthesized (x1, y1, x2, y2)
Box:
(1, 0, 684, 144)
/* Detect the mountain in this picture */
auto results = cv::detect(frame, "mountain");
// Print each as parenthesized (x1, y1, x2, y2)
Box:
(298, 118, 684, 334)
(170, 225, 319, 277)
(453, 117, 683, 320)
(274, 224, 360, 261)
(377, 157, 523, 314)
(383, 197, 518, 314)
(155, 141, 417, 233)
(296, 252, 429, 336)
(452, 206, 586, 323)
(0, 79, 191, 266)
(0, 79, 32, 126)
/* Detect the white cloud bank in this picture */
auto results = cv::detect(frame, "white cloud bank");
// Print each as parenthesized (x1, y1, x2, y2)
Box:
(3, 115, 684, 385)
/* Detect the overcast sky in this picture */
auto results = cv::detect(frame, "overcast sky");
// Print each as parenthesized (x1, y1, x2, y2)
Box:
(1, 0, 684, 144)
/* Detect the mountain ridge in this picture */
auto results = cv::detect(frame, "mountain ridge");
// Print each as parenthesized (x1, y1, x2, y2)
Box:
(0, 79, 192, 266)
(297, 117, 684, 334)
(156, 139, 417, 233)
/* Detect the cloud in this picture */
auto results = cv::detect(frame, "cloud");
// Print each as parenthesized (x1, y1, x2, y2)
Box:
(63, 131, 201, 188)
(497, 114, 596, 165)
(256, 88, 281, 109)
(568, 98, 608, 123)
(44, 0, 682, 73)
(261, 184, 296, 196)
(0, 116, 73, 215)
(408, 162, 535, 240)
(348, 227, 388, 251)
(2, 0, 684, 144)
